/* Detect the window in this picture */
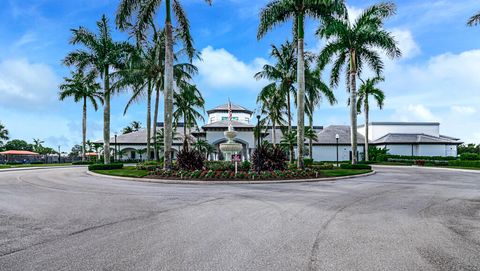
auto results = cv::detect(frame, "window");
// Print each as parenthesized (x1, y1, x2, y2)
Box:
(222, 117, 238, 121)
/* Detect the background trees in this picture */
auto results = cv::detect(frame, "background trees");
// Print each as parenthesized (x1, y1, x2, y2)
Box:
(59, 70, 103, 161)
(0, 123, 9, 148)
(318, 2, 400, 164)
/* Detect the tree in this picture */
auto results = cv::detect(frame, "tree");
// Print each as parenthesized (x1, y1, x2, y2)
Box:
(468, 11, 480, 26)
(258, 0, 344, 168)
(116, 0, 212, 170)
(70, 145, 83, 158)
(173, 83, 205, 150)
(305, 64, 336, 159)
(32, 138, 45, 153)
(280, 130, 297, 159)
(59, 70, 103, 161)
(64, 15, 132, 164)
(192, 139, 214, 160)
(4, 140, 33, 151)
(318, 2, 401, 164)
(136, 148, 147, 161)
(255, 41, 295, 159)
(0, 122, 9, 146)
(357, 76, 385, 161)
(122, 121, 142, 134)
(257, 84, 286, 148)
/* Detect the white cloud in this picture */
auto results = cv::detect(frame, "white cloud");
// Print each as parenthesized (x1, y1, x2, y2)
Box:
(451, 105, 476, 115)
(194, 46, 269, 92)
(390, 29, 421, 59)
(346, 5, 363, 23)
(0, 58, 59, 110)
(13, 33, 37, 48)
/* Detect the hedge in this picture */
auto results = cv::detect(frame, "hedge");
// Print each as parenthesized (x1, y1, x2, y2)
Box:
(386, 155, 457, 161)
(340, 163, 372, 170)
(72, 161, 95, 165)
(88, 163, 124, 170)
(448, 160, 480, 168)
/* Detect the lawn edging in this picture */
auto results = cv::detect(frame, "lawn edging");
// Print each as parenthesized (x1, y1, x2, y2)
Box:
(86, 169, 376, 185)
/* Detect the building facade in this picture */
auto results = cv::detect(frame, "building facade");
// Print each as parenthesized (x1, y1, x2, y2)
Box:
(105, 103, 462, 161)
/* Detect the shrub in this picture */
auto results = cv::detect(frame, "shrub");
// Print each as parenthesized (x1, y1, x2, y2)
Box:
(251, 144, 287, 171)
(204, 161, 234, 171)
(369, 146, 389, 162)
(88, 163, 124, 170)
(6, 161, 23, 165)
(240, 161, 251, 171)
(459, 152, 480, 161)
(137, 161, 163, 171)
(72, 161, 94, 165)
(311, 163, 334, 170)
(303, 158, 314, 167)
(386, 155, 456, 161)
(29, 161, 44, 165)
(415, 160, 426, 166)
(176, 149, 204, 170)
(288, 163, 297, 170)
(448, 160, 480, 168)
(340, 163, 372, 170)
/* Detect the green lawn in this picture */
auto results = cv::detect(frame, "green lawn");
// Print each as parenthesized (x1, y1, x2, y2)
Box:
(322, 169, 373, 177)
(0, 163, 73, 169)
(92, 166, 149, 178)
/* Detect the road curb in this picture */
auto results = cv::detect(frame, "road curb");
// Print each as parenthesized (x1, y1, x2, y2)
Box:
(372, 165, 480, 174)
(86, 170, 376, 185)
(0, 165, 87, 172)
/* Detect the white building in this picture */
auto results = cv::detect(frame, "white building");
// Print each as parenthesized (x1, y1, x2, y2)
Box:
(105, 103, 462, 161)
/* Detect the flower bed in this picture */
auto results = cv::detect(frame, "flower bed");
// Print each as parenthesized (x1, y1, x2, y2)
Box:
(148, 168, 330, 181)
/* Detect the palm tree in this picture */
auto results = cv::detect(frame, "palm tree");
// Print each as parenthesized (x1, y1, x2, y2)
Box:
(32, 138, 45, 153)
(468, 11, 480, 26)
(318, 2, 401, 164)
(59, 70, 103, 161)
(136, 148, 147, 161)
(257, 86, 287, 148)
(0, 122, 9, 146)
(193, 139, 213, 159)
(258, 0, 344, 168)
(64, 15, 132, 164)
(357, 76, 385, 161)
(116, 0, 212, 170)
(305, 65, 336, 160)
(280, 130, 297, 159)
(255, 41, 295, 158)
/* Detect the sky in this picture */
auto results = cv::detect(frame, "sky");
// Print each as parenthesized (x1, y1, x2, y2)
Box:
(0, 0, 479, 152)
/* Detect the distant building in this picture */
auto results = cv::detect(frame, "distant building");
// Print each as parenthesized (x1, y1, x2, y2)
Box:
(105, 103, 462, 161)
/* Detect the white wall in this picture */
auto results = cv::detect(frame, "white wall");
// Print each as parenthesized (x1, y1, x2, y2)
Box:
(418, 145, 446, 157)
(358, 123, 440, 140)
(208, 112, 252, 124)
(378, 144, 457, 157)
(306, 145, 365, 161)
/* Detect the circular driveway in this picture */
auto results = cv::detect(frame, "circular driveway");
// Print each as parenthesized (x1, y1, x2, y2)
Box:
(0, 166, 479, 270)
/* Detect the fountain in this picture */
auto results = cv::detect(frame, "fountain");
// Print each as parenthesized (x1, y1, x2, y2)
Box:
(219, 123, 243, 162)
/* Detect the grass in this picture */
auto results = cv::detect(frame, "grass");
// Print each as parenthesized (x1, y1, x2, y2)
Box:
(322, 169, 372, 177)
(0, 163, 73, 169)
(92, 166, 149, 178)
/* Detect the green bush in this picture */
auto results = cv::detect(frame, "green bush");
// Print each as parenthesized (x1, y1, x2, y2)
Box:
(386, 155, 456, 161)
(448, 160, 480, 168)
(459, 153, 480, 161)
(369, 146, 389, 162)
(311, 163, 334, 170)
(204, 161, 235, 171)
(137, 161, 163, 171)
(6, 161, 23, 165)
(240, 161, 251, 171)
(72, 161, 94, 165)
(88, 163, 124, 170)
(303, 158, 314, 167)
(251, 144, 287, 171)
(340, 163, 372, 170)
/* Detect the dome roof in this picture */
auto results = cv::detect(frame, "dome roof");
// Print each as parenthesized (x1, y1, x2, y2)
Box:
(206, 103, 253, 114)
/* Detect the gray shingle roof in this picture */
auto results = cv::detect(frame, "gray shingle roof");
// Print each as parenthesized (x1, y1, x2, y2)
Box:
(97, 128, 188, 144)
(206, 103, 253, 114)
(314, 125, 365, 145)
(202, 120, 254, 129)
(372, 133, 462, 144)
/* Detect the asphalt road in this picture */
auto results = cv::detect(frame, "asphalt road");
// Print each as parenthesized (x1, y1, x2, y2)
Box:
(0, 166, 479, 271)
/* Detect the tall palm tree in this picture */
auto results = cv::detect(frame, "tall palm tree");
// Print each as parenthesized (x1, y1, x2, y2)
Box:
(468, 11, 480, 26)
(173, 83, 205, 150)
(258, 0, 344, 168)
(116, 0, 212, 170)
(357, 76, 385, 161)
(257, 84, 287, 148)
(255, 41, 295, 158)
(0, 122, 9, 146)
(32, 138, 45, 153)
(64, 15, 132, 164)
(280, 130, 297, 158)
(59, 70, 103, 161)
(305, 65, 336, 160)
(318, 2, 401, 164)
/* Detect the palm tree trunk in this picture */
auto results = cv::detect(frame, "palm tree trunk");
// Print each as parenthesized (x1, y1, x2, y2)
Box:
(296, 15, 305, 169)
(272, 120, 276, 147)
(146, 82, 152, 161)
(287, 92, 293, 163)
(82, 97, 87, 162)
(364, 101, 369, 161)
(183, 115, 188, 151)
(103, 69, 111, 164)
(309, 115, 313, 160)
(153, 84, 160, 161)
(163, 0, 174, 170)
(349, 52, 358, 165)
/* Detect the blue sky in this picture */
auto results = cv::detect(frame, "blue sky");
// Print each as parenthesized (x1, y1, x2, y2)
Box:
(0, 0, 479, 151)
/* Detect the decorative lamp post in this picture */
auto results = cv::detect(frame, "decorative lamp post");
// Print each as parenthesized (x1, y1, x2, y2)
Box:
(256, 115, 261, 172)
(335, 134, 339, 167)
(114, 134, 117, 162)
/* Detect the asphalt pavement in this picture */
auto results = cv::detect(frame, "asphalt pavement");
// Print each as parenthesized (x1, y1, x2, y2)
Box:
(0, 166, 479, 270)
